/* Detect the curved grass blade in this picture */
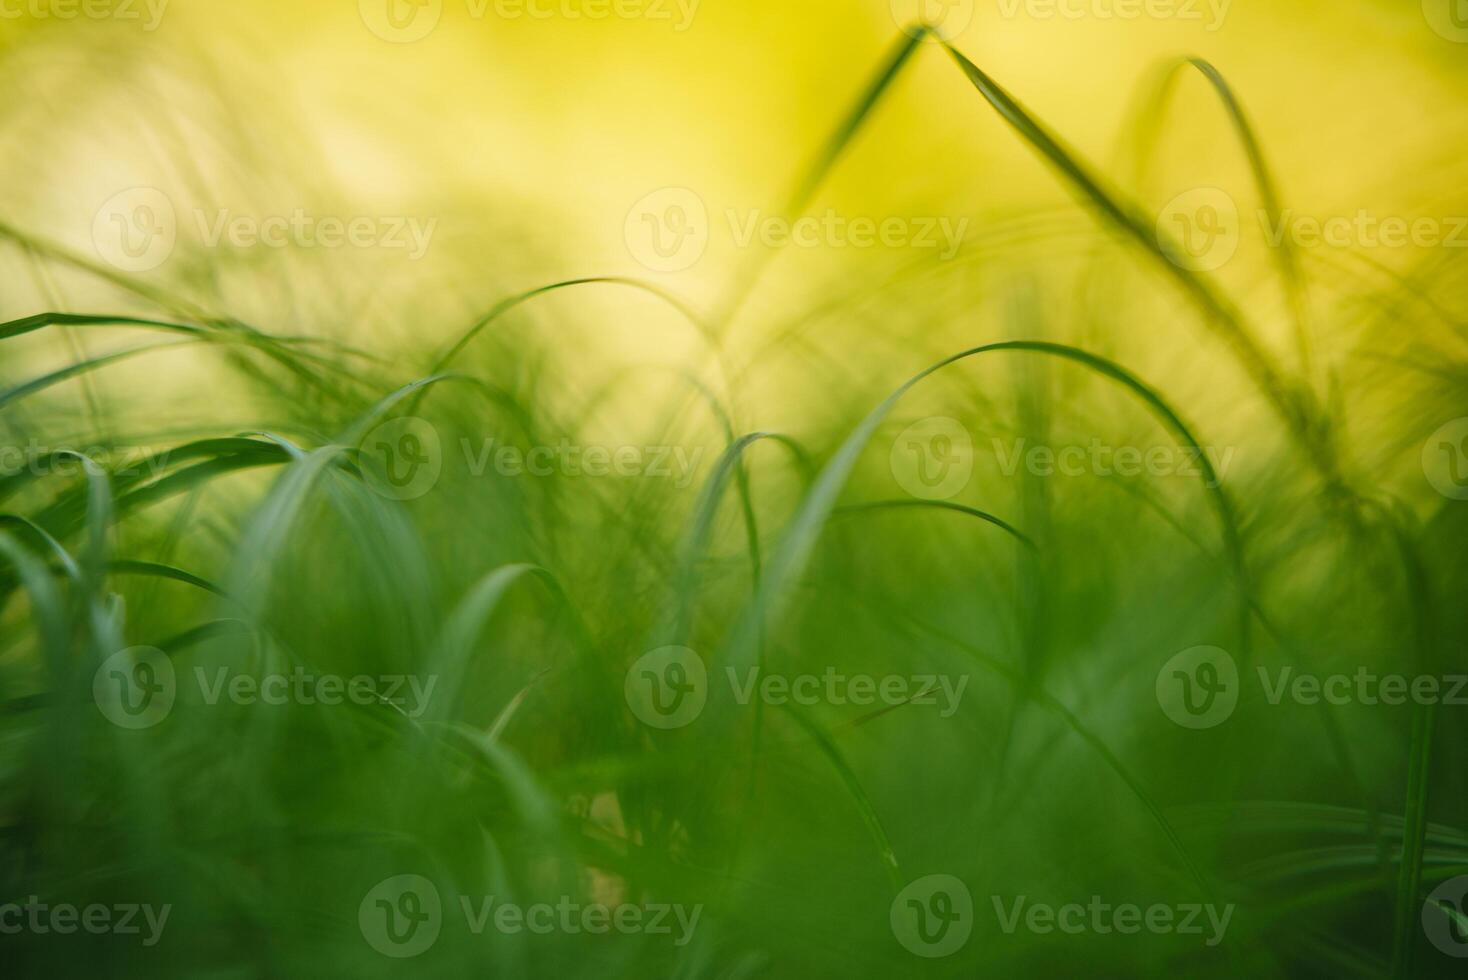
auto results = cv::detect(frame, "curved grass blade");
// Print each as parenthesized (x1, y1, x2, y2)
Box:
(712, 30, 927, 329)
(428, 277, 714, 378)
(1127, 57, 1313, 371)
(108, 559, 230, 600)
(487, 668, 552, 745)
(722, 340, 1248, 688)
(832, 499, 1034, 550)
(427, 563, 565, 726)
(665, 431, 808, 645)
(777, 702, 903, 892)
(0, 530, 68, 666)
(0, 340, 198, 412)
(0, 514, 80, 579)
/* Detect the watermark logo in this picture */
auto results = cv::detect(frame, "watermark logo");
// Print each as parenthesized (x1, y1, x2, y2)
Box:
(1423, 418, 1468, 500)
(992, 0, 1231, 31)
(1156, 645, 1238, 729)
(463, 438, 704, 488)
(194, 209, 437, 259)
(891, 875, 973, 958)
(1423, 0, 1468, 42)
(993, 895, 1233, 945)
(0, 0, 169, 30)
(361, 0, 699, 39)
(461, 895, 701, 943)
(1258, 666, 1468, 708)
(1259, 211, 1468, 251)
(1161, 188, 1468, 270)
(625, 188, 709, 273)
(0, 442, 174, 480)
(1424, 876, 1468, 958)
(361, 417, 443, 501)
(992, 437, 1233, 487)
(0, 898, 171, 945)
(625, 190, 969, 271)
(193, 667, 439, 716)
(359, 0, 443, 42)
(360, 875, 443, 958)
(727, 667, 967, 717)
(1157, 187, 1239, 272)
(890, 0, 975, 40)
(93, 192, 435, 269)
(93, 646, 176, 730)
(625, 646, 708, 729)
(93, 188, 176, 273)
(891, 417, 974, 501)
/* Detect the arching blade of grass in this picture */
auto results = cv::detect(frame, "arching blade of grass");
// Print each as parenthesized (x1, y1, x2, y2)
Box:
(664, 431, 807, 646)
(832, 499, 1034, 550)
(713, 341, 1244, 896)
(57, 453, 123, 659)
(107, 559, 229, 600)
(427, 276, 714, 378)
(939, 44, 1317, 457)
(225, 446, 349, 608)
(0, 436, 288, 507)
(426, 563, 564, 726)
(0, 312, 378, 368)
(1126, 57, 1313, 373)
(0, 312, 210, 342)
(59, 453, 112, 590)
(23, 440, 291, 543)
(699, 30, 1335, 493)
(0, 514, 80, 580)
(0, 340, 199, 412)
(154, 617, 254, 655)
(338, 374, 464, 444)
(781, 30, 926, 227)
(0, 531, 68, 668)
(487, 668, 552, 745)
(776, 702, 903, 893)
(438, 724, 562, 834)
(0, 218, 216, 323)
(721, 340, 1248, 689)
(712, 30, 927, 329)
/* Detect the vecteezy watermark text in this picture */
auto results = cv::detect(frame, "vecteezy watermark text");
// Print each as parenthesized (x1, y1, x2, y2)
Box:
(0, 443, 172, 480)
(0, 898, 170, 946)
(356, 417, 710, 501)
(0, 0, 167, 30)
(462, 438, 704, 489)
(992, 895, 1234, 946)
(888, 875, 1234, 958)
(358, 0, 700, 43)
(992, 437, 1234, 488)
(358, 875, 701, 958)
(1157, 188, 1468, 272)
(993, 0, 1231, 30)
(624, 647, 968, 729)
(887, 417, 1233, 503)
(91, 189, 437, 272)
(93, 646, 439, 730)
(1157, 645, 1468, 729)
(625, 188, 970, 272)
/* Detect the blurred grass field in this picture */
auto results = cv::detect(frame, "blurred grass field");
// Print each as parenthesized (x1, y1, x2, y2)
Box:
(2, 1, 1468, 977)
